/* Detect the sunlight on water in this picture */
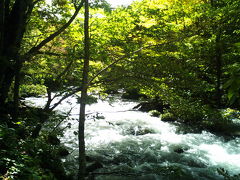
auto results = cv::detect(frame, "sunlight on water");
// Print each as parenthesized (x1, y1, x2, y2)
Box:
(26, 95, 240, 179)
(198, 144, 240, 171)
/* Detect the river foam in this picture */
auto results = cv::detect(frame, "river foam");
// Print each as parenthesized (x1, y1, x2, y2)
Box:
(26, 95, 240, 180)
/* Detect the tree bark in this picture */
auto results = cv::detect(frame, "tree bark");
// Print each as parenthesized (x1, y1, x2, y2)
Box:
(215, 32, 222, 107)
(0, 0, 4, 55)
(210, 1, 223, 108)
(78, 0, 89, 179)
(0, 0, 33, 108)
(0, 0, 84, 112)
(13, 58, 21, 120)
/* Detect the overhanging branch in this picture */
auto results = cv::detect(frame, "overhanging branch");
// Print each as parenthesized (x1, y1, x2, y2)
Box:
(87, 40, 179, 86)
(22, 0, 84, 61)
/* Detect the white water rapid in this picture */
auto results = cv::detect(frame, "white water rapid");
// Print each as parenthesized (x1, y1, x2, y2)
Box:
(26, 95, 240, 180)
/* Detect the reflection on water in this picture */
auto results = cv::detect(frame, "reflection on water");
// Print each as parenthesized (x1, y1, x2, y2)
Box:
(26, 95, 240, 180)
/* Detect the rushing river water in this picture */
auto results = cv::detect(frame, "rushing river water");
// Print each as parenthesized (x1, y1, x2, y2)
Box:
(26, 94, 240, 180)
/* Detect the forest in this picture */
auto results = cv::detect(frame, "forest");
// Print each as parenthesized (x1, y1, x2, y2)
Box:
(0, 0, 240, 179)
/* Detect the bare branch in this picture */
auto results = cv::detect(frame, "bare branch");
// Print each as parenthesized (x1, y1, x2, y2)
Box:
(50, 87, 82, 111)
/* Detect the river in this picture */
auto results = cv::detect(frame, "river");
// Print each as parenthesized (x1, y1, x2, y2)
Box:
(26, 94, 240, 180)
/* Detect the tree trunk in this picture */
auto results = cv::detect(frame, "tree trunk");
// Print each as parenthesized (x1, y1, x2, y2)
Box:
(78, 0, 90, 179)
(0, 0, 84, 111)
(13, 58, 21, 120)
(215, 32, 222, 108)
(0, 1, 4, 55)
(0, 0, 32, 108)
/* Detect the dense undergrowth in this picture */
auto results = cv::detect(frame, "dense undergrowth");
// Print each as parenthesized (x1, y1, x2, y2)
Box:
(0, 105, 72, 180)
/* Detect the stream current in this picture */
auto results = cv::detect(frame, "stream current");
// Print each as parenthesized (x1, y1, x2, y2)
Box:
(27, 94, 240, 180)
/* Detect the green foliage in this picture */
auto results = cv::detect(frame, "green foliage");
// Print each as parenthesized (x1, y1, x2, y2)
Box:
(94, 0, 240, 127)
(223, 63, 240, 105)
(20, 84, 47, 97)
(77, 95, 98, 105)
(221, 108, 240, 121)
(161, 112, 177, 122)
(2, 0, 240, 178)
(0, 107, 72, 180)
(149, 110, 161, 117)
(0, 124, 53, 180)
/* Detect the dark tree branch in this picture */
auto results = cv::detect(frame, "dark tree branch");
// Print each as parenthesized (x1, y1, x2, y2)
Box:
(44, 88, 52, 110)
(56, 60, 74, 80)
(51, 107, 74, 133)
(23, 0, 84, 60)
(36, 50, 84, 59)
(49, 87, 82, 111)
(43, 59, 74, 109)
(50, 40, 185, 111)
(36, 50, 67, 56)
(33, 0, 43, 5)
(25, 1, 35, 24)
(87, 40, 179, 86)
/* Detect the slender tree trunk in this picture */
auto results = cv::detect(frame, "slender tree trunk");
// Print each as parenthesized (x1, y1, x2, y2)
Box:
(0, 0, 4, 55)
(215, 32, 222, 107)
(0, 0, 8, 107)
(78, 0, 89, 179)
(209, 1, 222, 108)
(13, 58, 21, 120)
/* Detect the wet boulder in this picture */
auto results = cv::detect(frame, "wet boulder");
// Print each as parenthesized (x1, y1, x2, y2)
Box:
(86, 155, 95, 162)
(174, 148, 185, 154)
(86, 161, 103, 174)
(125, 126, 155, 136)
(122, 89, 147, 100)
(172, 145, 189, 154)
(133, 101, 170, 113)
(133, 102, 154, 112)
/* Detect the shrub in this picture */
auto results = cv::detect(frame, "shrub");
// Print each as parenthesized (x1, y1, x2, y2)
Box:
(20, 84, 47, 97)
(161, 112, 177, 122)
(149, 110, 161, 117)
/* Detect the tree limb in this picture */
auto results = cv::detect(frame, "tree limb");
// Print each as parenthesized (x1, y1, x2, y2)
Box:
(36, 50, 68, 56)
(87, 33, 194, 87)
(23, 0, 84, 61)
(49, 87, 82, 111)
(87, 41, 176, 86)
(33, 0, 43, 5)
